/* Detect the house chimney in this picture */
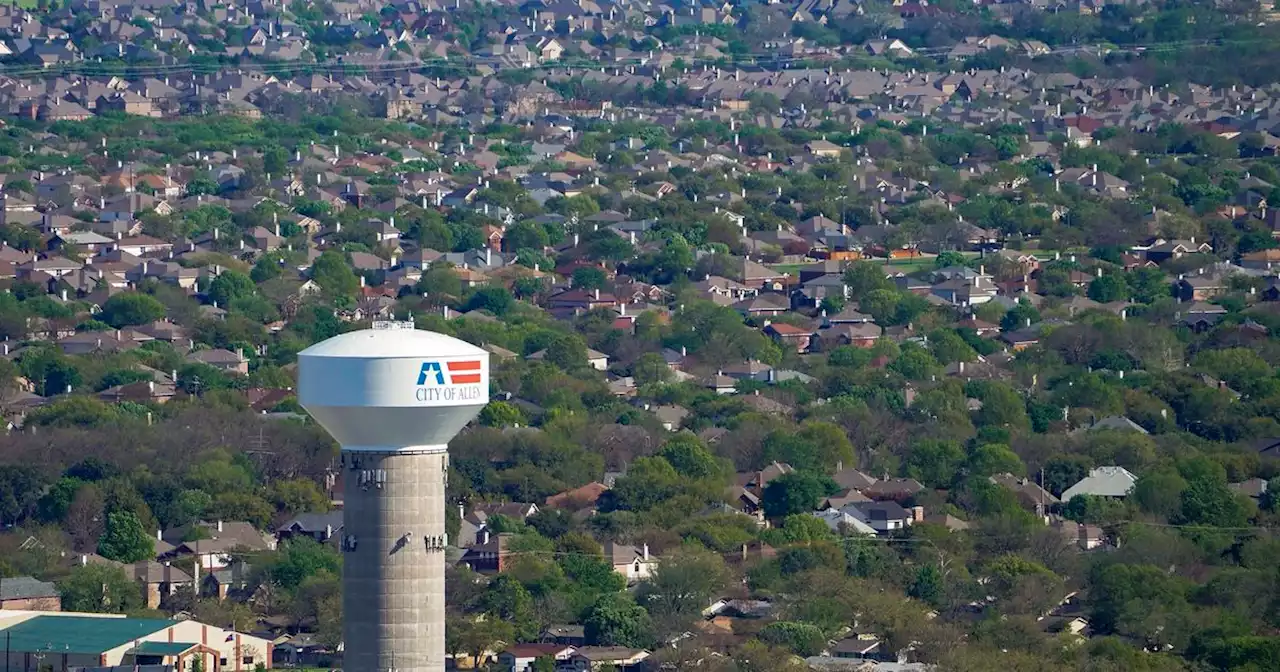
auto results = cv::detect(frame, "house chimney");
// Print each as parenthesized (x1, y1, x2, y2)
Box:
(642, 543, 650, 560)
(594, 288, 600, 300)
(912, 506, 924, 523)
(217, 520, 223, 533)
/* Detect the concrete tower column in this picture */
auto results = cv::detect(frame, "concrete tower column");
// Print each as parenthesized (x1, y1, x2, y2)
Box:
(343, 449, 448, 672)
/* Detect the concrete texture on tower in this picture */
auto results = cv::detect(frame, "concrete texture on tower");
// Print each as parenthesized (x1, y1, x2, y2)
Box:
(342, 449, 448, 672)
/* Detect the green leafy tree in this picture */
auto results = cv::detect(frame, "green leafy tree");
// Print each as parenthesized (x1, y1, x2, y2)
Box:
(97, 510, 155, 563)
(905, 440, 965, 489)
(658, 434, 727, 481)
(759, 621, 827, 656)
(503, 221, 549, 252)
(584, 593, 654, 648)
(631, 352, 672, 386)
(965, 443, 1024, 478)
(58, 564, 144, 612)
(310, 250, 360, 298)
(0, 465, 47, 525)
(908, 564, 944, 606)
(464, 287, 515, 316)
(637, 547, 730, 630)
(571, 266, 608, 290)
(417, 263, 463, 298)
(1176, 458, 1251, 527)
(100, 293, 166, 328)
(843, 261, 893, 298)
(544, 333, 588, 370)
(265, 537, 342, 592)
(762, 472, 838, 518)
(478, 401, 527, 427)
(208, 270, 257, 307)
(1088, 274, 1130, 302)
(1000, 300, 1040, 331)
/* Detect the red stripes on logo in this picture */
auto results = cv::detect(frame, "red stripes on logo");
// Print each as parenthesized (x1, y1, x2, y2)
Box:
(447, 360, 482, 384)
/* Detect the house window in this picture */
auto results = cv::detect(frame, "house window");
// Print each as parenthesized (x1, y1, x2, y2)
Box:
(219, 659, 228, 667)
(242, 656, 254, 664)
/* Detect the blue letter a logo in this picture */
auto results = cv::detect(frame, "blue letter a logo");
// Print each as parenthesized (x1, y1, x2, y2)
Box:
(417, 362, 444, 385)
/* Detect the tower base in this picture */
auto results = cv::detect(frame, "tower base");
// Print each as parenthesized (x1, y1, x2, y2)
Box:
(341, 449, 448, 672)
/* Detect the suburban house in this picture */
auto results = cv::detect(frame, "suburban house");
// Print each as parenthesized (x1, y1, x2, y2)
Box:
(843, 501, 920, 534)
(0, 577, 60, 611)
(557, 647, 649, 672)
(497, 644, 576, 672)
(158, 520, 276, 571)
(186, 348, 250, 375)
(276, 511, 344, 543)
(602, 542, 656, 583)
(763, 321, 813, 352)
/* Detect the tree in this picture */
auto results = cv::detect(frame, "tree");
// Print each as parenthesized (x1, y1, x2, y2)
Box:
(759, 621, 827, 656)
(478, 401, 527, 427)
(66, 484, 105, 551)
(418, 263, 463, 298)
(310, 250, 359, 298)
(843, 261, 893, 298)
(1087, 563, 1191, 646)
(544, 333, 588, 370)
(58, 564, 144, 613)
(98, 510, 155, 562)
(267, 478, 330, 515)
(658, 434, 727, 481)
(631, 352, 672, 386)
(638, 547, 730, 629)
(456, 618, 514, 668)
(0, 465, 47, 525)
(905, 440, 965, 489)
(100, 292, 166, 328)
(464, 287, 515, 316)
(966, 443, 1024, 478)
(480, 574, 538, 640)
(761, 472, 838, 518)
(908, 564, 944, 606)
(1131, 468, 1188, 520)
(1176, 458, 1251, 527)
(584, 593, 653, 648)
(1000, 300, 1040, 332)
(503, 221, 549, 252)
(1088, 274, 1130, 302)
(266, 538, 342, 592)
(572, 266, 608, 290)
(208, 270, 257, 307)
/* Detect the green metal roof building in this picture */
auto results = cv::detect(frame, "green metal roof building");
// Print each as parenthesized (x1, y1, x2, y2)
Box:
(0, 615, 208, 672)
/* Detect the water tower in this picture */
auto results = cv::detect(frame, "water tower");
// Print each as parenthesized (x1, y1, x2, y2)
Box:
(298, 322, 489, 672)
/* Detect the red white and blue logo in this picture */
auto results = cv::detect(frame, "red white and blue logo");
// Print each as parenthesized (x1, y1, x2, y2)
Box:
(417, 360, 483, 386)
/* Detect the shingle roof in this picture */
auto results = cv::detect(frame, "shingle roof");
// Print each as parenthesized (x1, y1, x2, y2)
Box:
(0, 576, 57, 601)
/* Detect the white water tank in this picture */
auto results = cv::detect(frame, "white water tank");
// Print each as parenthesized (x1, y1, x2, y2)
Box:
(298, 322, 490, 452)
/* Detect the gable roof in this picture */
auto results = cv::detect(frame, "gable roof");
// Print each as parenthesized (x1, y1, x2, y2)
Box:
(1061, 466, 1138, 500)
